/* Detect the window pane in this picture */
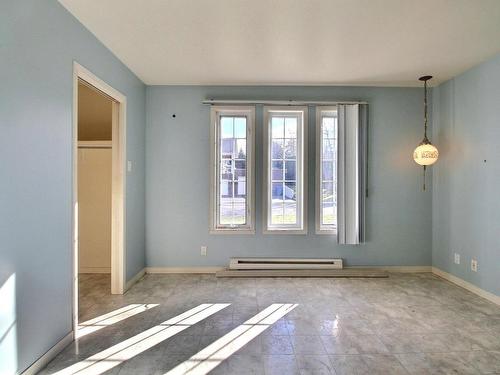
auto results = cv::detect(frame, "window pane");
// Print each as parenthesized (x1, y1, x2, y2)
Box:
(272, 117, 284, 138)
(221, 139, 233, 156)
(221, 181, 234, 198)
(284, 139, 296, 159)
(271, 140, 284, 159)
(235, 168, 246, 180)
(235, 139, 246, 158)
(323, 213, 335, 225)
(322, 204, 336, 225)
(284, 201, 297, 224)
(233, 203, 246, 225)
(272, 161, 283, 181)
(322, 139, 335, 160)
(220, 201, 233, 224)
(221, 117, 233, 138)
(322, 180, 336, 226)
(284, 117, 297, 138)
(284, 161, 296, 181)
(235, 159, 246, 170)
(234, 118, 246, 138)
(322, 117, 336, 138)
(319, 112, 337, 230)
(216, 113, 250, 228)
(220, 180, 230, 197)
(322, 182, 334, 202)
(221, 159, 232, 175)
(235, 164, 246, 198)
(267, 110, 305, 231)
(271, 201, 284, 224)
(235, 180, 246, 197)
(272, 182, 284, 200)
(284, 182, 296, 201)
(322, 161, 334, 181)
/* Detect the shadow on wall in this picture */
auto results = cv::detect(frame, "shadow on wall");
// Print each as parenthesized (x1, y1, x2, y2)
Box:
(0, 274, 17, 375)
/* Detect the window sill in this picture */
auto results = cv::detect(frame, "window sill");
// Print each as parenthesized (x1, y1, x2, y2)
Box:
(263, 229, 308, 235)
(315, 229, 337, 235)
(209, 229, 255, 235)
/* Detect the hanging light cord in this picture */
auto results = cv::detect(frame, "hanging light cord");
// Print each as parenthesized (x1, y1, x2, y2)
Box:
(423, 79, 428, 139)
(419, 75, 432, 191)
(423, 79, 427, 190)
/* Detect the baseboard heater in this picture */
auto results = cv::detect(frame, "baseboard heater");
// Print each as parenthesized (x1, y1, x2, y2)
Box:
(229, 257, 343, 270)
(217, 257, 388, 278)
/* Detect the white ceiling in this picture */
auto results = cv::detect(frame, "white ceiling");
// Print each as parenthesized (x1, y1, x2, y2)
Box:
(60, 0, 500, 86)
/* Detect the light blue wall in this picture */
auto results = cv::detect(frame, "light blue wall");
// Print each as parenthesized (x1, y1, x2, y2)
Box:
(0, 0, 146, 372)
(146, 86, 432, 268)
(432, 52, 500, 296)
(10, 1, 499, 371)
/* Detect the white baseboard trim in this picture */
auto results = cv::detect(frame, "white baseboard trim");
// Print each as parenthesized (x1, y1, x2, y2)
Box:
(144, 266, 431, 274)
(125, 268, 146, 291)
(22, 331, 73, 375)
(432, 267, 499, 306)
(347, 266, 432, 273)
(79, 267, 111, 274)
(146, 267, 224, 274)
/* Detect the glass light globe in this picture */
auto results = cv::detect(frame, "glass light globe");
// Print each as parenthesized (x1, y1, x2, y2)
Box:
(413, 141, 439, 166)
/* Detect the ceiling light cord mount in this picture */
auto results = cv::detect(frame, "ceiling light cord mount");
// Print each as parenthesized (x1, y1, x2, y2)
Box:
(413, 75, 438, 191)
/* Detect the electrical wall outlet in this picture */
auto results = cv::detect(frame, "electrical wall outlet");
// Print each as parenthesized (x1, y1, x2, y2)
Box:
(200, 246, 207, 256)
(471, 259, 478, 272)
(454, 253, 460, 264)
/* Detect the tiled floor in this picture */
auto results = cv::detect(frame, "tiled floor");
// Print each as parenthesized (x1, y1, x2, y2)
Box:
(41, 273, 500, 374)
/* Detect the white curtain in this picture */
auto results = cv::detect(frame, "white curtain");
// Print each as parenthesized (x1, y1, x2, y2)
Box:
(337, 104, 368, 244)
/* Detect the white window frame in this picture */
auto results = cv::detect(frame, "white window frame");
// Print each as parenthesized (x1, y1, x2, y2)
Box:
(316, 106, 338, 234)
(263, 106, 308, 234)
(209, 106, 255, 234)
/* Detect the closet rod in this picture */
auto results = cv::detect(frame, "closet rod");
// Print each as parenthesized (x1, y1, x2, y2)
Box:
(78, 146, 112, 149)
(78, 141, 112, 149)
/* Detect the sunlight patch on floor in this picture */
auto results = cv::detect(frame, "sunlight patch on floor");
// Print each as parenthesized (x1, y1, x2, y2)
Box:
(54, 303, 230, 375)
(165, 303, 298, 375)
(77, 304, 159, 338)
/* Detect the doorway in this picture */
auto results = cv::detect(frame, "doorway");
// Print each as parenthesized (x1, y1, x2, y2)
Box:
(72, 63, 126, 333)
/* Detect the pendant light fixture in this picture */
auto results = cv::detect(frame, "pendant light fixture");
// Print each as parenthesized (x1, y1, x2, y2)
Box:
(413, 75, 438, 190)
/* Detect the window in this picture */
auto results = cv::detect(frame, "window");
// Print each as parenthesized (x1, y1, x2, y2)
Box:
(263, 107, 307, 233)
(316, 107, 338, 233)
(210, 106, 255, 233)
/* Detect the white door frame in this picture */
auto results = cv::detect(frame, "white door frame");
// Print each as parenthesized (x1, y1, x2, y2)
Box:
(72, 62, 127, 331)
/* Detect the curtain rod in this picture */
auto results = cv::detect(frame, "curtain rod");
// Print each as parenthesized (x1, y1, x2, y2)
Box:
(202, 99, 368, 106)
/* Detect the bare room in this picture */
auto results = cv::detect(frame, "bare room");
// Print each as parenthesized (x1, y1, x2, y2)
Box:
(1, 1, 499, 374)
